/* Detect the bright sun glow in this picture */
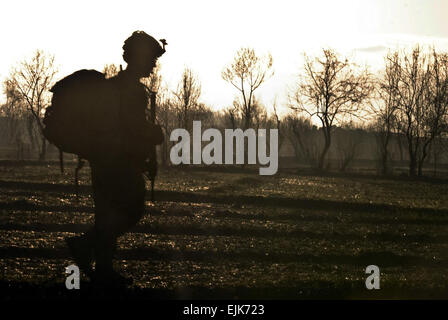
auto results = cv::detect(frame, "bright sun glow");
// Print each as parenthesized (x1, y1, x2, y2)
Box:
(1, 0, 448, 112)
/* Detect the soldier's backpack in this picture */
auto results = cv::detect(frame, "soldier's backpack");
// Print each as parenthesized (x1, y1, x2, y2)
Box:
(43, 69, 109, 160)
(43, 69, 119, 192)
(43, 68, 162, 196)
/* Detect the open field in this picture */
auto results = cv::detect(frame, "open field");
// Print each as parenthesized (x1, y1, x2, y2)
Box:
(1, 161, 448, 300)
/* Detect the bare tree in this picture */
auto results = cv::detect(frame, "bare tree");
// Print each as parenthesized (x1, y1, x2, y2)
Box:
(251, 96, 268, 130)
(141, 61, 162, 93)
(284, 114, 321, 166)
(392, 46, 448, 176)
(102, 63, 119, 79)
(173, 67, 202, 132)
(394, 46, 429, 176)
(1, 81, 22, 139)
(224, 102, 240, 130)
(418, 49, 448, 176)
(7, 50, 57, 160)
(431, 135, 447, 176)
(335, 124, 364, 172)
(1, 80, 29, 159)
(156, 85, 177, 166)
(290, 48, 372, 170)
(271, 100, 285, 151)
(222, 47, 273, 130)
(372, 51, 401, 175)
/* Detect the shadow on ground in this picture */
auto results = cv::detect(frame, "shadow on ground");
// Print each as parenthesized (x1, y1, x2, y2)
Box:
(2, 280, 448, 300)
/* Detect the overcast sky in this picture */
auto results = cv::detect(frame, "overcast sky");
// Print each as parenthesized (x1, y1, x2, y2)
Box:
(1, 0, 448, 113)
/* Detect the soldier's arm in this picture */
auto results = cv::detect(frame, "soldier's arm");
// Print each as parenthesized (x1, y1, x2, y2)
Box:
(143, 121, 164, 146)
(122, 94, 164, 146)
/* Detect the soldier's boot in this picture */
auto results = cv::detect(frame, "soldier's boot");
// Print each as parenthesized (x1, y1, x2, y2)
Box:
(92, 238, 133, 288)
(65, 233, 94, 276)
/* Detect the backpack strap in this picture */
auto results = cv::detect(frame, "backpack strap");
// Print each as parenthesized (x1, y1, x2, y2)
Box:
(58, 149, 85, 198)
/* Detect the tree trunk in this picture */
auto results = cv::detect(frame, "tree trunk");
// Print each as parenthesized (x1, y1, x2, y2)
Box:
(381, 133, 390, 175)
(161, 140, 167, 167)
(433, 141, 438, 177)
(417, 160, 423, 177)
(16, 137, 24, 160)
(381, 151, 388, 175)
(409, 156, 417, 177)
(39, 136, 47, 161)
(161, 127, 168, 167)
(397, 134, 404, 161)
(407, 134, 417, 177)
(417, 141, 431, 177)
(318, 131, 331, 170)
(242, 112, 251, 167)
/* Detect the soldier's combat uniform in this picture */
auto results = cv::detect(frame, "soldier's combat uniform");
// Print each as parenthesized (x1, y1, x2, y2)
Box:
(65, 31, 165, 286)
(91, 70, 162, 278)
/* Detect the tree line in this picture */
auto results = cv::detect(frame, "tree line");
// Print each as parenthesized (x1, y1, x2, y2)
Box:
(1, 46, 448, 177)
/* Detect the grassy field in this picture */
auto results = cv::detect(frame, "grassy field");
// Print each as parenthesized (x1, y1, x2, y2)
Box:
(1, 161, 448, 300)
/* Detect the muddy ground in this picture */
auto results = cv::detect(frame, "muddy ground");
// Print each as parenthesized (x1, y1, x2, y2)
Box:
(1, 161, 448, 300)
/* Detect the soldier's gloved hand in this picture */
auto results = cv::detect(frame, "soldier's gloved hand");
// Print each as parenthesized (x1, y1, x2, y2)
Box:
(147, 123, 164, 145)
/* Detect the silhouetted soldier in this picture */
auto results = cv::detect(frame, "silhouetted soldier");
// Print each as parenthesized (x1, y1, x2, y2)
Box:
(65, 31, 165, 286)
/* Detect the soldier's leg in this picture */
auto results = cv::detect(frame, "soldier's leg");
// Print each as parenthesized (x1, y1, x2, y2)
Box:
(89, 163, 119, 274)
(64, 163, 103, 274)
(89, 166, 145, 285)
(113, 169, 146, 237)
(65, 163, 118, 273)
(65, 232, 95, 275)
(93, 169, 146, 277)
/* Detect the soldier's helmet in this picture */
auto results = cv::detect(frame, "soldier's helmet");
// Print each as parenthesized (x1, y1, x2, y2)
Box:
(122, 31, 166, 64)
